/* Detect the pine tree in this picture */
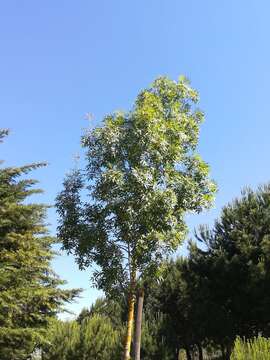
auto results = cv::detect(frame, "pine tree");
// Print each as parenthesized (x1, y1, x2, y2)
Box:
(43, 316, 122, 360)
(79, 315, 122, 360)
(0, 130, 79, 360)
(193, 183, 270, 356)
(42, 320, 80, 360)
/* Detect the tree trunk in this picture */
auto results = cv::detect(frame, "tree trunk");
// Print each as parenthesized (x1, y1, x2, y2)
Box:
(185, 347, 192, 360)
(134, 288, 144, 360)
(197, 343, 203, 360)
(221, 344, 225, 360)
(123, 271, 136, 360)
(225, 344, 232, 360)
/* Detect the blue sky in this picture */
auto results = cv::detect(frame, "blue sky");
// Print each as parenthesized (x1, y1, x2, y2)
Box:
(1, 0, 270, 317)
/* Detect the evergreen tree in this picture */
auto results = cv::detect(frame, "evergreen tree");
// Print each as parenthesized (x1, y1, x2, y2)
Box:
(79, 315, 122, 360)
(89, 296, 126, 327)
(77, 296, 172, 360)
(43, 316, 122, 360)
(42, 320, 80, 360)
(140, 311, 172, 360)
(0, 130, 79, 360)
(193, 183, 270, 357)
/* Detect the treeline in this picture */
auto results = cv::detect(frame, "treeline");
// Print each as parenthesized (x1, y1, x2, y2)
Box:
(44, 183, 270, 359)
(1, 76, 270, 360)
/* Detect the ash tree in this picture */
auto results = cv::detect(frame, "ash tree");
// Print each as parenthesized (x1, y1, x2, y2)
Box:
(56, 76, 216, 359)
(0, 129, 79, 360)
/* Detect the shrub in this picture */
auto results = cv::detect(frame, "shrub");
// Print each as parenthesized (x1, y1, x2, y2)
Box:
(231, 336, 270, 360)
(43, 315, 122, 360)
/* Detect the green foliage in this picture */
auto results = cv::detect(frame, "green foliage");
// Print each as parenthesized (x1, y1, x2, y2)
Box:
(0, 130, 80, 359)
(0, 328, 42, 360)
(77, 297, 173, 359)
(147, 257, 206, 357)
(65, 182, 270, 359)
(56, 76, 216, 296)
(195, 184, 270, 341)
(231, 337, 270, 360)
(56, 77, 216, 358)
(43, 320, 80, 360)
(43, 315, 122, 360)
(141, 182, 270, 357)
(80, 315, 122, 359)
(157, 183, 270, 357)
(140, 312, 173, 360)
(77, 296, 126, 326)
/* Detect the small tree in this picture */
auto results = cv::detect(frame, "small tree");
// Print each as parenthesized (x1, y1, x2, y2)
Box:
(42, 320, 80, 360)
(0, 130, 79, 359)
(56, 76, 216, 359)
(80, 315, 122, 359)
(43, 316, 121, 360)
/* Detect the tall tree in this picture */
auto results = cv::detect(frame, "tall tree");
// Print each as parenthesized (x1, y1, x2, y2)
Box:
(195, 183, 270, 353)
(56, 76, 216, 359)
(0, 130, 79, 360)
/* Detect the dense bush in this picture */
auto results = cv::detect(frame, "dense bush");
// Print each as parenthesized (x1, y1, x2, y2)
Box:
(43, 315, 122, 360)
(231, 337, 270, 360)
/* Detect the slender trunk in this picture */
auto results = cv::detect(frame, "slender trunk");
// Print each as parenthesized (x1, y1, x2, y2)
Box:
(123, 270, 136, 360)
(221, 344, 225, 360)
(134, 288, 144, 360)
(185, 347, 192, 360)
(225, 343, 232, 360)
(197, 343, 203, 360)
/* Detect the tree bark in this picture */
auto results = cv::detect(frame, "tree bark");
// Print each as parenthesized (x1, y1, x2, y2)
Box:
(123, 270, 136, 360)
(134, 288, 144, 360)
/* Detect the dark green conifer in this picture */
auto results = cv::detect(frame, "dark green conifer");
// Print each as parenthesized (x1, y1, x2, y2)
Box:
(0, 130, 79, 359)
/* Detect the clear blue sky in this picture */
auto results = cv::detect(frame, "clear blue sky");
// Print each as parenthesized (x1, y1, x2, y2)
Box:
(1, 0, 270, 317)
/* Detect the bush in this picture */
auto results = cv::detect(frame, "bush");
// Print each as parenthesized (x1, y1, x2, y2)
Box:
(43, 315, 122, 360)
(42, 320, 80, 360)
(231, 336, 270, 360)
(79, 315, 122, 359)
